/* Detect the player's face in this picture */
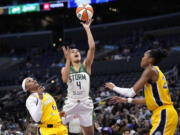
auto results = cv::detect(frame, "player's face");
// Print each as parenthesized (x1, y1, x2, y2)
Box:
(70, 49, 81, 63)
(25, 77, 39, 92)
(140, 50, 152, 68)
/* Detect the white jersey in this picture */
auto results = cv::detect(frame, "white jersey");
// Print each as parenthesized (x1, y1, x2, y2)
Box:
(67, 64, 90, 99)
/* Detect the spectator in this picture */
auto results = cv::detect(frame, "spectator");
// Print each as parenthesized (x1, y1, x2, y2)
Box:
(111, 124, 120, 135)
(101, 127, 112, 135)
(123, 127, 130, 135)
(169, 77, 176, 88)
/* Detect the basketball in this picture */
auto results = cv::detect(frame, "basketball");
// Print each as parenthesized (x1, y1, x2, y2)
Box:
(76, 4, 94, 21)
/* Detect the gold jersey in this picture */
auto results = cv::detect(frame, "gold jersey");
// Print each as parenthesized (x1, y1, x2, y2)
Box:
(40, 93, 61, 124)
(144, 66, 173, 111)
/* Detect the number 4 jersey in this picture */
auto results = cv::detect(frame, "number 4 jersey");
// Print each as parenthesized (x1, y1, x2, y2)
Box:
(67, 64, 90, 99)
(144, 66, 173, 111)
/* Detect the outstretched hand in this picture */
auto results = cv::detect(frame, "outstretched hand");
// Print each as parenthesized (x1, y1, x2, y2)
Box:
(111, 96, 127, 104)
(62, 46, 70, 60)
(81, 19, 93, 30)
(105, 82, 116, 90)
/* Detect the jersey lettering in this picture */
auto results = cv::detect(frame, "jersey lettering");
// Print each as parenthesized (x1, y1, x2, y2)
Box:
(162, 76, 168, 89)
(52, 104, 56, 110)
(69, 73, 86, 83)
(44, 96, 54, 106)
(73, 91, 83, 95)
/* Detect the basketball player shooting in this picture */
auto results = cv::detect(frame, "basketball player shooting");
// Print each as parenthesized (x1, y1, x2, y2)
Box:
(61, 19, 95, 135)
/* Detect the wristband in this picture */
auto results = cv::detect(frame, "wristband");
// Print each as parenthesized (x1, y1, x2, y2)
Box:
(127, 98, 133, 103)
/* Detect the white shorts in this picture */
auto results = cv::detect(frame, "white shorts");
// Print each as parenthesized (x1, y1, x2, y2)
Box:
(62, 97, 94, 127)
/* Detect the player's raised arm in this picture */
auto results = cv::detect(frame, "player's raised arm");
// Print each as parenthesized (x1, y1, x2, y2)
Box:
(105, 67, 154, 97)
(61, 46, 71, 83)
(81, 19, 95, 73)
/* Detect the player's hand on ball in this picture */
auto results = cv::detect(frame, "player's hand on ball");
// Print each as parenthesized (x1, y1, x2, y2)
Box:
(37, 86, 45, 100)
(62, 46, 70, 60)
(81, 19, 93, 30)
(111, 96, 127, 103)
(105, 82, 116, 90)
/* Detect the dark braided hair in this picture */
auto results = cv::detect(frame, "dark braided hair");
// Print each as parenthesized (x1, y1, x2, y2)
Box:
(149, 48, 168, 65)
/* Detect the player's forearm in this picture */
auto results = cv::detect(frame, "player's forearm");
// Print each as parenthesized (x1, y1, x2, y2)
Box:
(62, 59, 70, 83)
(113, 87, 136, 97)
(85, 28, 95, 50)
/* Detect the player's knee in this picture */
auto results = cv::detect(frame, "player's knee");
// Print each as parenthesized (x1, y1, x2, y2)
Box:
(85, 131, 94, 135)
(81, 126, 94, 135)
(87, 127, 94, 135)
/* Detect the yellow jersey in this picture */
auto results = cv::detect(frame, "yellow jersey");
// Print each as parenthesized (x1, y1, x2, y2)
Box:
(40, 93, 62, 125)
(144, 66, 173, 111)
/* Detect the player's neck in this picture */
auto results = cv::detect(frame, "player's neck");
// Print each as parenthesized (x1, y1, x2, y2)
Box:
(72, 62, 81, 69)
(144, 64, 153, 70)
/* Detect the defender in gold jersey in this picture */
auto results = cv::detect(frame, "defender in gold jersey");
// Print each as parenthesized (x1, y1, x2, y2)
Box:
(106, 48, 178, 135)
(22, 77, 68, 135)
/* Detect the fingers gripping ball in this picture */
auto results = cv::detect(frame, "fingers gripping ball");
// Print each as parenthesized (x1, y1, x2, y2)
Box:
(76, 4, 94, 21)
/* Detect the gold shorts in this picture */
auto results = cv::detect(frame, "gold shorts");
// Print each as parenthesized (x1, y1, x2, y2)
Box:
(37, 124, 68, 135)
(150, 105, 178, 135)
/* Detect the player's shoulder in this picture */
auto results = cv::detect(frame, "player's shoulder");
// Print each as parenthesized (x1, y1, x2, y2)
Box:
(152, 66, 159, 74)
(26, 93, 38, 103)
(61, 66, 70, 73)
(142, 67, 155, 78)
(144, 67, 154, 74)
(45, 92, 52, 97)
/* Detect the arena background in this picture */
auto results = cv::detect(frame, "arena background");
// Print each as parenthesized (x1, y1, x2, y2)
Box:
(0, 0, 180, 134)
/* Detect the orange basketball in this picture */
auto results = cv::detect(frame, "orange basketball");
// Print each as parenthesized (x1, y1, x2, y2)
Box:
(76, 4, 94, 21)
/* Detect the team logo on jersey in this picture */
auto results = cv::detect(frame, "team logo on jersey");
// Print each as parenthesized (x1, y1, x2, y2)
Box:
(162, 76, 168, 89)
(44, 96, 54, 106)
